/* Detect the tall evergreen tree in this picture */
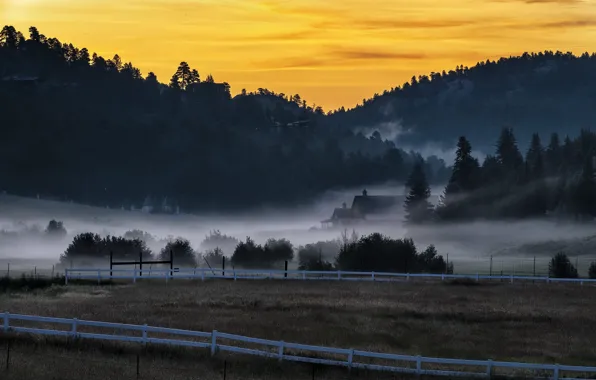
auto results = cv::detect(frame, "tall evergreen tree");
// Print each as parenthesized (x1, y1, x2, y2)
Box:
(496, 127, 523, 177)
(525, 133, 545, 181)
(571, 156, 596, 220)
(438, 136, 479, 220)
(404, 161, 434, 224)
(546, 132, 562, 176)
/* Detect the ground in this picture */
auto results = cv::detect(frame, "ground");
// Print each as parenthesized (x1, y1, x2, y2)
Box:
(0, 279, 595, 379)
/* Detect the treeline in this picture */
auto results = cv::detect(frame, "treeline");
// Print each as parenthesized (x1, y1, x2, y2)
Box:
(60, 229, 451, 274)
(329, 51, 596, 149)
(403, 128, 596, 222)
(0, 25, 449, 212)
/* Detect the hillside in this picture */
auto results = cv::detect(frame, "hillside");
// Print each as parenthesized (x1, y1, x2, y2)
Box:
(328, 51, 596, 152)
(0, 25, 449, 212)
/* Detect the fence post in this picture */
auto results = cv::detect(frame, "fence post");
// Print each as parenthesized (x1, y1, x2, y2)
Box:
(407, 273, 410, 281)
(554, 364, 559, 380)
(97, 270, 101, 285)
(222, 256, 225, 277)
(211, 330, 218, 356)
(347, 349, 354, 370)
(234, 271, 237, 281)
(486, 359, 493, 378)
(201, 269, 205, 282)
(71, 318, 78, 340)
(133, 268, 137, 284)
(278, 341, 284, 362)
(510, 274, 513, 284)
(337, 270, 341, 280)
(416, 355, 422, 375)
(142, 324, 148, 345)
(476, 273, 479, 282)
(65, 269, 69, 285)
(285, 261, 288, 279)
(372, 271, 375, 281)
(3, 312, 9, 332)
(489, 255, 493, 277)
(302, 271, 306, 280)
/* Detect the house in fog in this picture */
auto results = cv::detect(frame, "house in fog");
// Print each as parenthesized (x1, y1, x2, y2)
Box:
(321, 189, 439, 228)
(321, 189, 404, 228)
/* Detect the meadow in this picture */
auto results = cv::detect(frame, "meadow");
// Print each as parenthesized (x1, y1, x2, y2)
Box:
(1, 279, 595, 379)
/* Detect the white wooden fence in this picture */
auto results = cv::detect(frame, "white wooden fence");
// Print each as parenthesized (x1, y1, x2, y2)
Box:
(64, 267, 596, 285)
(1, 312, 595, 379)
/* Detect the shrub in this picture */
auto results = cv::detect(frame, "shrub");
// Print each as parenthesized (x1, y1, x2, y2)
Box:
(200, 230, 239, 255)
(264, 238, 294, 262)
(298, 258, 334, 271)
(159, 238, 197, 267)
(231, 237, 293, 269)
(45, 220, 67, 237)
(335, 233, 453, 273)
(297, 240, 340, 265)
(548, 252, 578, 278)
(418, 245, 452, 274)
(590, 262, 596, 279)
(202, 247, 225, 268)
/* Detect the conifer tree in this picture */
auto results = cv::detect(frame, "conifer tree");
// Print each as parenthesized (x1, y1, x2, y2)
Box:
(404, 161, 434, 224)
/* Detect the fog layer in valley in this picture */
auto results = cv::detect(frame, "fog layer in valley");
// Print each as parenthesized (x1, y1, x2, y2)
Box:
(1, 188, 596, 271)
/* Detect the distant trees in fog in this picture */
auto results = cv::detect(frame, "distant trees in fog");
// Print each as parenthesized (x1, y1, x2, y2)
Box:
(548, 252, 578, 279)
(200, 230, 239, 256)
(45, 220, 67, 238)
(336, 233, 452, 274)
(231, 238, 294, 269)
(406, 128, 596, 222)
(60, 233, 151, 267)
(159, 238, 197, 266)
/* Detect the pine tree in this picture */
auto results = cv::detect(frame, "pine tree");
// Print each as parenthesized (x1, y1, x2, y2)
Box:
(572, 156, 596, 220)
(496, 127, 523, 177)
(404, 161, 434, 224)
(438, 136, 479, 220)
(525, 133, 544, 181)
(546, 132, 561, 175)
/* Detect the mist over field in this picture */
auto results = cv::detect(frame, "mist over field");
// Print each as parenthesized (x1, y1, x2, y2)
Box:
(3, 187, 596, 274)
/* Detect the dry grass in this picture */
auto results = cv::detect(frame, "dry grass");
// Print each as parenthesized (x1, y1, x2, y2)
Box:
(1, 279, 596, 378)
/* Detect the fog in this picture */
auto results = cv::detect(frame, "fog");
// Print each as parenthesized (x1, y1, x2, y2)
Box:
(2, 188, 596, 273)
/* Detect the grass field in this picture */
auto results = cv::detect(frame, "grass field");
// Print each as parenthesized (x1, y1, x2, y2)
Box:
(1, 280, 596, 379)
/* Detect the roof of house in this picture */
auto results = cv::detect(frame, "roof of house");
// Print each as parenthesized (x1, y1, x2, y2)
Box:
(351, 195, 404, 216)
(321, 207, 363, 223)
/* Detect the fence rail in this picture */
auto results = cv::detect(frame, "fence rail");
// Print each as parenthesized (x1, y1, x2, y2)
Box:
(64, 267, 596, 285)
(1, 312, 596, 379)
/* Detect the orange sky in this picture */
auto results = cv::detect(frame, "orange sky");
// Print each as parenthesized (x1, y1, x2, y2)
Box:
(2, 0, 596, 110)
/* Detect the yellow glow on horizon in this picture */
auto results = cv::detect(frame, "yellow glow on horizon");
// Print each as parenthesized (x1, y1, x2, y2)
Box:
(2, 0, 596, 110)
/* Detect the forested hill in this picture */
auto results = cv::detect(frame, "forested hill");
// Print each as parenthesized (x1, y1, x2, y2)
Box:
(328, 51, 596, 151)
(0, 25, 450, 212)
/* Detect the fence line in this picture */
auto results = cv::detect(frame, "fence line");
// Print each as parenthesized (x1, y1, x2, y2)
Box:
(1, 312, 595, 379)
(64, 267, 596, 285)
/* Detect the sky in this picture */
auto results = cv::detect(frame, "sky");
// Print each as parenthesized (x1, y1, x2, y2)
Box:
(2, 0, 596, 110)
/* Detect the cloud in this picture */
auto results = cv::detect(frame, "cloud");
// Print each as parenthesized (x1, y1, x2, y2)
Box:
(539, 19, 596, 28)
(491, 0, 583, 3)
(331, 49, 427, 60)
(236, 29, 321, 42)
(319, 18, 479, 31)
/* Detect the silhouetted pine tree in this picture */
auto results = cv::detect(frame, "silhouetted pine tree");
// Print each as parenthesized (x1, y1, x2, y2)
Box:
(404, 161, 434, 224)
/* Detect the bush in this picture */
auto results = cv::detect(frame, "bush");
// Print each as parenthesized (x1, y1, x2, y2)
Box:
(297, 240, 340, 265)
(590, 262, 596, 279)
(298, 258, 334, 271)
(548, 252, 578, 278)
(60, 233, 153, 267)
(264, 238, 294, 262)
(200, 230, 239, 255)
(45, 220, 67, 237)
(159, 238, 197, 267)
(231, 237, 293, 269)
(202, 247, 225, 268)
(335, 233, 452, 273)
